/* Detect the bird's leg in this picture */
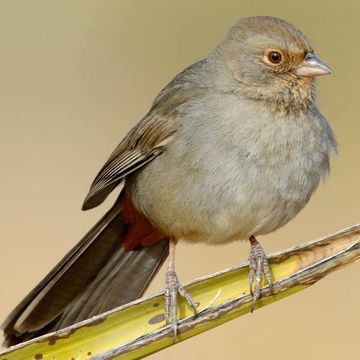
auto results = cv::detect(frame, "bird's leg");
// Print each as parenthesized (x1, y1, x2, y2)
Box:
(164, 237, 199, 341)
(248, 236, 273, 311)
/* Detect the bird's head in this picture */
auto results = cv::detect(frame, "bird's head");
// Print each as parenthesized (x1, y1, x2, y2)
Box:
(214, 16, 332, 111)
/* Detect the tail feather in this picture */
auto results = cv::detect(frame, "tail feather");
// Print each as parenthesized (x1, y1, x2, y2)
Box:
(2, 199, 168, 347)
(56, 237, 168, 329)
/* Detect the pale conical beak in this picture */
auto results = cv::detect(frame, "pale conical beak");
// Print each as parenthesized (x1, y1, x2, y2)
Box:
(295, 53, 333, 77)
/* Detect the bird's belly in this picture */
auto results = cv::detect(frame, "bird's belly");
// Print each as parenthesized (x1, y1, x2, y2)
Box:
(129, 144, 322, 244)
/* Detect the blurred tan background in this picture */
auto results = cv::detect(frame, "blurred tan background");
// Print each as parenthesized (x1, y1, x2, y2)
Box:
(0, 0, 359, 359)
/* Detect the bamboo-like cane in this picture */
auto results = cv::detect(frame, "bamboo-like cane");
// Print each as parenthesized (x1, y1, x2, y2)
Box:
(1, 224, 359, 360)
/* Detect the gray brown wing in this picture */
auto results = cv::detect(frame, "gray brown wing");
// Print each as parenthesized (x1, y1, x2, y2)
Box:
(82, 60, 204, 210)
(82, 148, 162, 210)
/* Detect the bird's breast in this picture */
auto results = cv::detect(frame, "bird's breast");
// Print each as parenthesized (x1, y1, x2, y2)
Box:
(130, 97, 334, 244)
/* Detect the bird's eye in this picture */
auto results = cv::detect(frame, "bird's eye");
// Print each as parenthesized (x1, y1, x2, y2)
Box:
(268, 51, 282, 64)
(263, 50, 285, 67)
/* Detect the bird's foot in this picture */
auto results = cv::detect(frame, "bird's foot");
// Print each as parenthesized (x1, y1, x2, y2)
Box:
(248, 237, 273, 311)
(164, 269, 199, 342)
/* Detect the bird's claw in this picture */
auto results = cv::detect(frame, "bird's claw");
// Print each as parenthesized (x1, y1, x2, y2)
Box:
(248, 238, 273, 312)
(164, 270, 199, 342)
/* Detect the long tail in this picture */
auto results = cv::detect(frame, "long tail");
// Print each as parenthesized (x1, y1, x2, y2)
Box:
(2, 199, 169, 346)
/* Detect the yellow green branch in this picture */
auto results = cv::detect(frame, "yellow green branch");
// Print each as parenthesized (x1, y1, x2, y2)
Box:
(1, 224, 360, 360)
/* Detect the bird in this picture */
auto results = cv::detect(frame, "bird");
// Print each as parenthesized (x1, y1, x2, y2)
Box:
(2, 16, 337, 346)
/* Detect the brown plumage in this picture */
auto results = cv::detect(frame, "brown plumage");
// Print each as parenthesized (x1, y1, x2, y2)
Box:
(121, 190, 164, 250)
(2, 16, 336, 346)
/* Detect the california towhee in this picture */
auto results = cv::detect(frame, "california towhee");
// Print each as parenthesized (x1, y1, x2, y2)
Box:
(2, 16, 336, 345)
